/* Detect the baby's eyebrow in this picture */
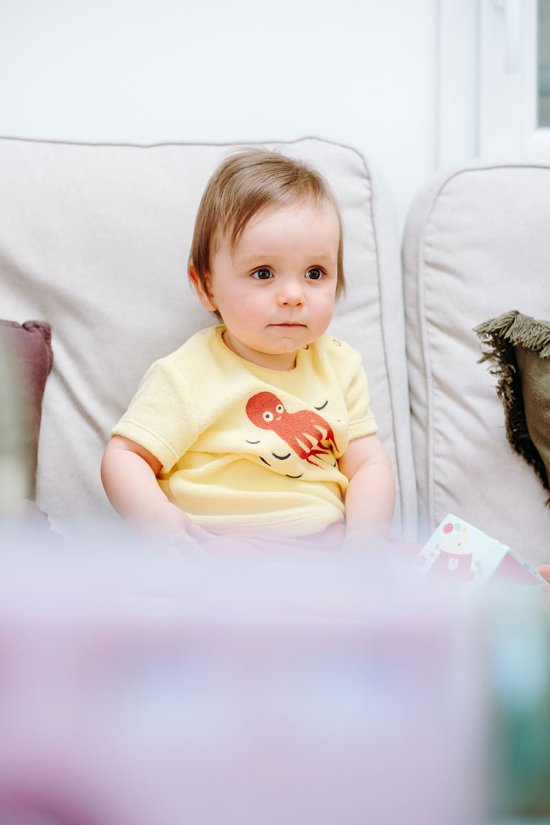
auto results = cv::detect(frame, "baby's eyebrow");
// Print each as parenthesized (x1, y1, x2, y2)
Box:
(237, 251, 335, 265)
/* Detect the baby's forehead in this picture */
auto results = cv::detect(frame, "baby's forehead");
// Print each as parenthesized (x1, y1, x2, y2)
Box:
(220, 196, 340, 249)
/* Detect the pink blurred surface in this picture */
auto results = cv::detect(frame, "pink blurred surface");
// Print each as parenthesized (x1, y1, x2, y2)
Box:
(0, 527, 488, 825)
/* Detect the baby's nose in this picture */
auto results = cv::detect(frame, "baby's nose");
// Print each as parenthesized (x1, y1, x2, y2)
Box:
(278, 282, 304, 306)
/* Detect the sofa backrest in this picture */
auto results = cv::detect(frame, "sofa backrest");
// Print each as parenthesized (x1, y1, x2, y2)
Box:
(403, 160, 550, 564)
(0, 136, 416, 538)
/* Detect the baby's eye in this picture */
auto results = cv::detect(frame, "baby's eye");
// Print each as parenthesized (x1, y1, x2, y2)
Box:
(305, 268, 324, 281)
(252, 268, 273, 280)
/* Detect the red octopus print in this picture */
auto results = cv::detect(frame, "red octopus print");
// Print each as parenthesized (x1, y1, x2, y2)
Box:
(246, 391, 337, 465)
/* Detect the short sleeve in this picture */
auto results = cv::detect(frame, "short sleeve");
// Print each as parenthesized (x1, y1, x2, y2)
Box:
(326, 338, 378, 441)
(112, 356, 198, 473)
(346, 367, 378, 440)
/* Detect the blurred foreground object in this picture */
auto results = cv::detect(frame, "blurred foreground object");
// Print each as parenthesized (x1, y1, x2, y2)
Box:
(0, 532, 548, 824)
(0, 533, 487, 825)
(484, 591, 550, 821)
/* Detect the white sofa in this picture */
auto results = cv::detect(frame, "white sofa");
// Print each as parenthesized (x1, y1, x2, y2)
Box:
(1, 136, 548, 564)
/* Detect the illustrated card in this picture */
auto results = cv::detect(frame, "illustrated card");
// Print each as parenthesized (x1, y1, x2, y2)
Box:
(413, 514, 547, 586)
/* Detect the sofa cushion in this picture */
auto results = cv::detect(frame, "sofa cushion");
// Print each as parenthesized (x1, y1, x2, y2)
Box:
(0, 137, 416, 538)
(475, 311, 550, 500)
(403, 161, 550, 564)
(0, 319, 53, 500)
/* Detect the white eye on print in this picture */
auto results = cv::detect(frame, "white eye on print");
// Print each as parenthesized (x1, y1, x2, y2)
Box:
(276, 404, 284, 414)
(263, 411, 274, 422)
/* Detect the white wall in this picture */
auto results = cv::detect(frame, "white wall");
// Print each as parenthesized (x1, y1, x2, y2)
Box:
(0, 0, 438, 227)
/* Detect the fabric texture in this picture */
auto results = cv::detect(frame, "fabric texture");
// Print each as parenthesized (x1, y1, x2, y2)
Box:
(0, 320, 53, 498)
(475, 311, 550, 503)
(403, 160, 550, 564)
(113, 326, 378, 537)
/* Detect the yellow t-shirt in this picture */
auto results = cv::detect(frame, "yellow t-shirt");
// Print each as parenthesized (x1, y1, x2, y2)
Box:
(112, 326, 378, 537)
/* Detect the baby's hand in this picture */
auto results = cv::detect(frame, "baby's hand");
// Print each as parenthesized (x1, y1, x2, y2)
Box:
(141, 499, 213, 549)
(175, 519, 215, 543)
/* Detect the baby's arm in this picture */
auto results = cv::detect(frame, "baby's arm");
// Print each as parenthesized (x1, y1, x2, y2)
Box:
(338, 433, 395, 545)
(101, 436, 208, 542)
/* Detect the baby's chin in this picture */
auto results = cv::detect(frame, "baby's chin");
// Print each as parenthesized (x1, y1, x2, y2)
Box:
(263, 329, 318, 349)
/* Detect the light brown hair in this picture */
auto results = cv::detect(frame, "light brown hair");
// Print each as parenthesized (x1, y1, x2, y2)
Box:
(189, 149, 345, 319)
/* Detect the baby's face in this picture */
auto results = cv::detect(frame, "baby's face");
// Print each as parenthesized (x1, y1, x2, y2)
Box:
(197, 198, 340, 371)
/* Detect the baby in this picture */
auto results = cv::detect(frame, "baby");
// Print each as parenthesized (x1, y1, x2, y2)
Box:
(101, 149, 395, 549)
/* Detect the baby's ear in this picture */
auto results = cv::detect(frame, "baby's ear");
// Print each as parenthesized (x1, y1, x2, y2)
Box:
(189, 262, 217, 312)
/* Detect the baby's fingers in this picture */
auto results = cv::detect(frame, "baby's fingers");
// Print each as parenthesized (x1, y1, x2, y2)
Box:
(183, 519, 216, 542)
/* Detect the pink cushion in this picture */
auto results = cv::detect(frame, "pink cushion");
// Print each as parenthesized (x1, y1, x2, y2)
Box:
(0, 320, 53, 497)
